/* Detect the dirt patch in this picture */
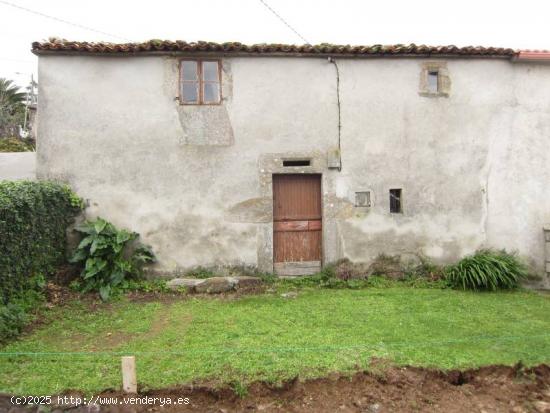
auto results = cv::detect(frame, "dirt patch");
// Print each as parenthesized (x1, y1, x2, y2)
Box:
(141, 305, 193, 341)
(50, 264, 80, 286)
(44, 282, 81, 306)
(2, 364, 549, 412)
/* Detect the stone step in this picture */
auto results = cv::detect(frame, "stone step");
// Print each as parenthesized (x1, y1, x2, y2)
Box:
(166, 276, 262, 294)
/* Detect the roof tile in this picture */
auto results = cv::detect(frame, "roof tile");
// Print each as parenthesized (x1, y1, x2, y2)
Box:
(31, 39, 518, 58)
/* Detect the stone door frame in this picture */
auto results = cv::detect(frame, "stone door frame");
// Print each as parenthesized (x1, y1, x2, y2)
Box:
(256, 151, 340, 273)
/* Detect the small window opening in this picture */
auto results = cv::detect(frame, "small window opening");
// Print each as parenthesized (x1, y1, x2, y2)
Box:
(389, 189, 402, 213)
(427, 70, 439, 93)
(283, 159, 310, 167)
(355, 191, 371, 207)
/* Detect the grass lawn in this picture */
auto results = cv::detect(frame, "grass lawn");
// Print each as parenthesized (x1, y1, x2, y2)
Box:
(1, 286, 549, 395)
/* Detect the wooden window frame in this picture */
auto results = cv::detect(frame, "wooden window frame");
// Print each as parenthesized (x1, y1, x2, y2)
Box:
(179, 59, 222, 105)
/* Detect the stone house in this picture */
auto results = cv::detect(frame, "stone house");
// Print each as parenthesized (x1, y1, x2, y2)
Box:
(32, 40, 550, 281)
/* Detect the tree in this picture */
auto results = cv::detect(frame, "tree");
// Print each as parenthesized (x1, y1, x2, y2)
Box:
(0, 78, 26, 138)
(0, 78, 26, 108)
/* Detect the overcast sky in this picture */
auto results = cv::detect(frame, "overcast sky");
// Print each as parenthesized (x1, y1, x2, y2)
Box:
(2, 0, 550, 89)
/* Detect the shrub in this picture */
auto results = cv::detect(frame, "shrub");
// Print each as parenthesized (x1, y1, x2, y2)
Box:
(368, 254, 405, 279)
(70, 217, 155, 300)
(0, 274, 46, 343)
(0, 303, 28, 342)
(0, 137, 34, 152)
(404, 255, 445, 280)
(0, 181, 82, 305)
(332, 258, 370, 280)
(446, 249, 528, 291)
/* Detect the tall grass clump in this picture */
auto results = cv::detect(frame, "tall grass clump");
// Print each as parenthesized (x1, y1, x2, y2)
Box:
(446, 249, 528, 291)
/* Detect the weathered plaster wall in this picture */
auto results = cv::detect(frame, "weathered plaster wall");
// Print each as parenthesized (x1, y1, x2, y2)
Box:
(37, 56, 338, 273)
(37, 55, 550, 279)
(483, 63, 550, 279)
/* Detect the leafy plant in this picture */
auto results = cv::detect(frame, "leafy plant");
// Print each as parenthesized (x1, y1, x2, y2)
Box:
(319, 264, 336, 281)
(0, 303, 28, 342)
(368, 254, 404, 279)
(275, 260, 448, 291)
(123, 279, 171, 294)
(0, 275, 45, 343)
(257, 273, 277, 284)
(184, 267, 216, 279)
(404, 255, 444, 280)
(446, 249, 528, 291)
(0, 78, 26, 108)
(70, 217, 155, 300)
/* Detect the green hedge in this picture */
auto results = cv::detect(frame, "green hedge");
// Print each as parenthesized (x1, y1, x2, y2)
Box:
(0, 181, 82, 304)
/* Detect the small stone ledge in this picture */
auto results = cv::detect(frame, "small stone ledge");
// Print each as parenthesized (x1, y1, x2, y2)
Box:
(166, 276, 262, 294)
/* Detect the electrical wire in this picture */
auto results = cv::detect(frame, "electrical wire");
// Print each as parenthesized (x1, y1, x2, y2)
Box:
(258, 0, 310, 44)
(0, 0, 132, 42)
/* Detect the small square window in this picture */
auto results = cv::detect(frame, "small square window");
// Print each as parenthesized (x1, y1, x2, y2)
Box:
(427, 70, 439, 93)
(355, 191, 371, 207)
(180, 60, 221, 105)
(389, 189, 402, 213)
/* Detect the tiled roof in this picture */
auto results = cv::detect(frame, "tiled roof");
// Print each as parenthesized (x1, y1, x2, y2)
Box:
(31, 39, 518, 58)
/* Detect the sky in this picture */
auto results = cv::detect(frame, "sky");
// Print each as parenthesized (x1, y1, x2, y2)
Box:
(2, 0, 550, 89)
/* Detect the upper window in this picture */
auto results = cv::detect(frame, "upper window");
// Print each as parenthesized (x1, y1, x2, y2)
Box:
(419, 62, 450, 97)
(180, 60, 221, 105)
(427, 70, 439, 93)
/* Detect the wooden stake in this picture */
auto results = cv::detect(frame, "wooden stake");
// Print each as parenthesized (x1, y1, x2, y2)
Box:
(121, 356, 137, 393)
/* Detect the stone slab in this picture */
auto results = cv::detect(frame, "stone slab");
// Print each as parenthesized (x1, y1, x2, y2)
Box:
(166, 278, 206, 290)
(194, 276, 237, 294)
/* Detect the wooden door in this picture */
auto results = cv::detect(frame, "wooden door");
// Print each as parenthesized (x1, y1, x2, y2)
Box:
(273, 174, 322, 275)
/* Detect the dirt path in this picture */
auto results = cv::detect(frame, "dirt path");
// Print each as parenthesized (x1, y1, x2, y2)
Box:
(2, 364, 549, 412)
